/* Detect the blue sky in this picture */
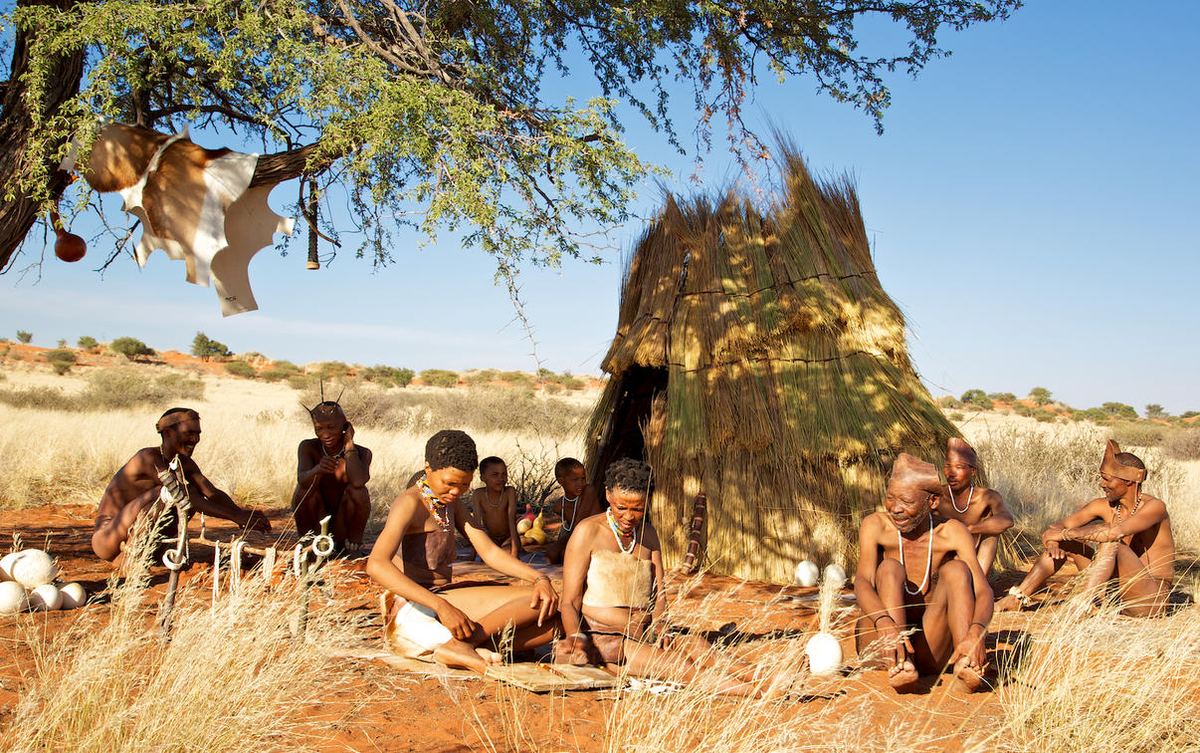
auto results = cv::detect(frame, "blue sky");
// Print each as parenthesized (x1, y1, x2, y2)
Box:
(3, 1, 1198, 413)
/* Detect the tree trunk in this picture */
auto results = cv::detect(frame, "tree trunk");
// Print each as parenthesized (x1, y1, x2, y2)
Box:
(0, 0, 84, 273)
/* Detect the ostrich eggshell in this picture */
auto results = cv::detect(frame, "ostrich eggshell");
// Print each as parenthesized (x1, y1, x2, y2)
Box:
(10, 550, 58, 588)
(29, 583, 62, 611)
(823, 563, 848, 589)
(59, 582, 87, 610)
(805, 632, 844, 677)
(0, 581, 27, 614)
(794, 560, 820, 588)
(0, 551, 22, 581)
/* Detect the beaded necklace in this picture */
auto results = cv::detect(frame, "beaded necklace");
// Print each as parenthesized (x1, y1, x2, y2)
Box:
(482, 488, 504, 509)
(561, 492, 582, 533)
(1114, 490, 1145, 524)
(897, 513, 934, 596)
(321, 442, 346, 460)
(606, 510, 637, 554)
(418, 474, 451, 532)
(949, 483, 975, 515)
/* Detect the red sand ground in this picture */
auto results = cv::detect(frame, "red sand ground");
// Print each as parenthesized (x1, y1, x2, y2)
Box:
(0, 504, 1044, 751)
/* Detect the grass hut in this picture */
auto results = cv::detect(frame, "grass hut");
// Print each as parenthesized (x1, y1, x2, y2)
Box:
(585, 147, 959, 584)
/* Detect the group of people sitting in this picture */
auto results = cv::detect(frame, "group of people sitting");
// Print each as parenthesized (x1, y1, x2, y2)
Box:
(92, 402, 1176, 695)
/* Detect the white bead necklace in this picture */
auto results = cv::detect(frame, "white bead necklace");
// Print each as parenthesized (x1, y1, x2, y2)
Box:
(606, 510, 637, 554)
(949, 483, 974, 515)
(897, 513, 934, 596)
(561, 492, 581, 532)
(482, 488, 504, 509)
(1115, 491, 1145, 524)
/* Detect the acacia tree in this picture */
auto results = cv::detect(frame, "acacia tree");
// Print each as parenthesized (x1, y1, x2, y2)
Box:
(0, 0, 1021, 277)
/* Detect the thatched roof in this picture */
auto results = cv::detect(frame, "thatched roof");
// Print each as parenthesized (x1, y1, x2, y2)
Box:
(586, 147, 958, 583)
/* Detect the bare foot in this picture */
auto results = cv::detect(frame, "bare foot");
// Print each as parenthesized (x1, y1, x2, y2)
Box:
(432, 640, 499, 673)
(954, 657, 986, 692)
(995, 593, 1024, 612)
(475, 647, 502, 664)
(887, 660, 920, 693)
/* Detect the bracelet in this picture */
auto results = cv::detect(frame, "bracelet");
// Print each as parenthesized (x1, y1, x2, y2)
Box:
(873, 614, 897, 628)
(533, 575, 550, 584)
(1061, 527, 1072, 542)
(569, 632, 589, 640)
(970, 621, 988, 632)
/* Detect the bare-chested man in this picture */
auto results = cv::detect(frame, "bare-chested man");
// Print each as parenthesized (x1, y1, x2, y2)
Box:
(544, 457, 601, 565)
(291, 400, 372, 554)
(367, 429, 560, 673)
(996, 440, 1173, 616)
(93, 408, 271, 562)
(854, 453, 993, 693)
(940, 438, 1014, 574)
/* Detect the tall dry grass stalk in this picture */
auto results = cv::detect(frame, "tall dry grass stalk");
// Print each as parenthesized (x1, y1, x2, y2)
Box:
(5, 524, 368, 751)
(980, 590, 1200, 751)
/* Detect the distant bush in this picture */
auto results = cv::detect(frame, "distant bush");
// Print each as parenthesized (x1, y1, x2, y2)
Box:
(937, 395, 963, 409)
(1110, 421, 1166, 448)
(420, 369, 459, 388)
(49, 361, 72, 375)
(959, 389, 993, 410)
(259, 369, 288, 382)
(76, 335, 98, 350)
(988, 392, 1017, 403)
(16, 330, 32, 344)
(949, 411, 964, 422)
(224, 360, 257, 378)
(1029, 387, 1052, 406)
(1163, 429, 1200, 461)
(286, 374, 317, 391)
(560, 376, 585, 391)
(110, 336, 156, 361)
(1101, 401, 1138, 420)
(464, 369, 498, 387)
(1033, 408, 1057, 423)
(0, 368, 204, 411)
(544, 382, 564, 394)
(1080, 408, 1111, 424)
(192, 332, 232, 360)
(1012, 403, 1034, 417)
(314, 361, 352, 380)
(361, 365, 414, 387)
(271, 360, 301, 373)
(498, 370, 532, 387)
(43, 349, 76, 364)
(1181, 411, 1199, 420)
(1145, 404, 1168, 420)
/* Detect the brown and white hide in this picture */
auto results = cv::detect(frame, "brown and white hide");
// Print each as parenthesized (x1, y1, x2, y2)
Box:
(61, 123, 294, 316)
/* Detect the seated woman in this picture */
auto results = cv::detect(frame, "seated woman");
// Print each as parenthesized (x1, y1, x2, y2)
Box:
(366, 430, 560, 672)
(556, 458, 785, 697)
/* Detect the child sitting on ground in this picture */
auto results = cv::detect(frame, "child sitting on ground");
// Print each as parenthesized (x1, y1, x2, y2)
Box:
(545, 458, 602, 565)
(468, 456, 520, 558)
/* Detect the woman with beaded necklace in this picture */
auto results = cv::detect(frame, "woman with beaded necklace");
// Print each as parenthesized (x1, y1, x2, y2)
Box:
(555, 458, 775, 697)
(367, 430, 559, 672)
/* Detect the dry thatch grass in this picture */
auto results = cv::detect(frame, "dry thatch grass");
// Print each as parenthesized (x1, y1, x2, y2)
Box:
(587, 146, 959, 582)
(4, 526, 369, 751)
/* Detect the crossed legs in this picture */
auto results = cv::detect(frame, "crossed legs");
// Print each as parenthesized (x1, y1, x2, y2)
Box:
(432, 585, 561, 672)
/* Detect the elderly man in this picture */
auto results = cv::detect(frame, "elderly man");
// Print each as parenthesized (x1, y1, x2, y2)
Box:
(291, 400, 372, 554)
(92, 408, 270, 562)
(939, 438, 1014, 573)
(996, 440, 1173, 616)
(854, 453, 993, 693)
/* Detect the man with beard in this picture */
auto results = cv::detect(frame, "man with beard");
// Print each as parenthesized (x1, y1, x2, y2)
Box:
(996, 440, 1173, 616)
(92, 408, 271, 562)
(854, 453, 993, 693)
(939, 437, 1013, 573)
(291, 400, 372, 554)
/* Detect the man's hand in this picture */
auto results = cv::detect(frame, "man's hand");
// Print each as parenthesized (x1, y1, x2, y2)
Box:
(242, 510, 271, 533)
(343, 422, 356, 448)
(435, 600, 479, 641)
(529, 577, 559, 626)
(314, 456, 340, 476)
(877, 619, 914, 668)
(950, 626, 987, 672)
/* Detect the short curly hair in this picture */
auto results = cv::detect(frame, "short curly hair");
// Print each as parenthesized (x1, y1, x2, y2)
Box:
(604, 457, 652, 495)
(425, 429, 478, 472)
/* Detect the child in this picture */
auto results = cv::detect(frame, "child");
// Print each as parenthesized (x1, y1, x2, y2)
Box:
(469, 456, 520, 557)
(545, 457, 601, 565)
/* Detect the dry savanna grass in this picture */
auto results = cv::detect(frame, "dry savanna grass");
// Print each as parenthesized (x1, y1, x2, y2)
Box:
(2, 365, 1200, 750)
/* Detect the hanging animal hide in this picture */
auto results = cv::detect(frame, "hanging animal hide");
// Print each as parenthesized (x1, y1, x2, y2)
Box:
(61, 123, 295, 316)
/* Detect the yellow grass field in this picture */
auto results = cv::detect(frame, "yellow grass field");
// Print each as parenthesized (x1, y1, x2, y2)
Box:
(1, 362, 1198, 751)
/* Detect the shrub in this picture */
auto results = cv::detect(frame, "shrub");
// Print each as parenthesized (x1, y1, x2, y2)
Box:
(1012, 402, 1034, 417)
(1181, 410, 1199, 420)
(1101, 401, 1138, 420)
(314, 361, 352, 379)
(1162, 429, 1200, 461)
(988, 392, 1017, 403)
(50, 360, 73, 375)
(1081, 408, 1111, 423)
(1033, 408, 1057, 423)
(286, 374, 317, 391)
(76, 335, 98, 349)
(361, 365, 414, 387)
(419, 369, 459, 388)
(0, 369, 204, 411)
(270, 360, 301, 374)
(960, 389, 994, 410)
(224, 360, 257, 378)
(544, 382, 564, 394)
(16, 330, 32, 344)
(949, 411, 965, 422)
(463, 368, 498, 387)
(1145, 404, 1168, 420)
(191, 332, 232, 360)
(560, 376, 585, 391)
(109, 336, 156, 361)
(259, 369, 288, 382)
(1110, 421, 1166, 448)
(937, 395, 963, 409)
(43, 349, 76, 364)
(1028, 387, 1052, 406)
(498, 370, 532, 386)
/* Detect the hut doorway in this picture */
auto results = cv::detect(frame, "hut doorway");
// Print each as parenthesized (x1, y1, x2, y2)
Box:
(590, 365, 667, 487)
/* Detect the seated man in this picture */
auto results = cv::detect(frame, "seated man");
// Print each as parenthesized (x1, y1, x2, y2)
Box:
(92, 408, 271, 562)
(556, 458, 782, 698)
(544, 457, 601, 565)
(291, 400, 372, 554)
(996, 440, 1173, 616)
(468, 456, 520, 558)
(940, 438, 1014, 573)
(854, 453, 992, 693)
(367, 430, 560, 673)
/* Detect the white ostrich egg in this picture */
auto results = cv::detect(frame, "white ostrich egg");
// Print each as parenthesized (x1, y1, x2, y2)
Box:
(823, 563, 848, 589)
(805, 632, 843, 677)
(29, 583, 62, 611)
(794, 560, 820, 588)
(10, 549, 58, 588)
(0, 581, 27, 614)
(0, 551, 22, 581)
(59, 582, 87, 610)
